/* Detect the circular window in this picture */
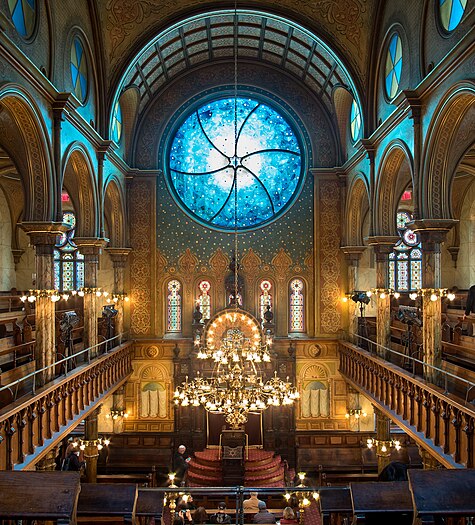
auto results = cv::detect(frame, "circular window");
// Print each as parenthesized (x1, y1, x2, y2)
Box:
(384, 34, 403, 100)
(167, 96, 304, 231)
(70, 37, 88, 103)
(112, 101, 122, 143)
(350, 98, 361, 142)
(8, 0, 36, 39)
(439, 0, 467, 31)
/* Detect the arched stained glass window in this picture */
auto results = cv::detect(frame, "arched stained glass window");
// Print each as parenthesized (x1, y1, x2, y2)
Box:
(198, 280, 211, 321)
(167, 280, 182, 333)
(350, 98, 362, 142)
(289, 278, 305, 333)
(112, 100, 122, 143)
(71, 37, 88, 103)
(8, 0, 36, 39)
(440, 0, 467, 31)
(385, 34, 403, 99)
(167, 96, 304, 231)
(54, 211, 85, 291)
(259, 280, 273, 324)
(389, 211, 422, 292)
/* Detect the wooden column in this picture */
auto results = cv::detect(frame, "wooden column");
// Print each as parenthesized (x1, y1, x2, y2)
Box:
(84, 406, 101, 483)
(374, 407, 391, 474)
(341, 246, 366, 338)
(105, 248, 131, 337)
(75, 238, 108, 357)
(21, 223, 68, 386)
(407, 220, 456, 382)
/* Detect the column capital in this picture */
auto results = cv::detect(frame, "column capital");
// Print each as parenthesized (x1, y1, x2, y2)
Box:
(106, 247, 132, 268)
(20, 222, 69, 247)
(74, 237, 109, 256)
(365, 236, 399, 263)
(341, 246, 366, 265)
(407, 219, 457, 250)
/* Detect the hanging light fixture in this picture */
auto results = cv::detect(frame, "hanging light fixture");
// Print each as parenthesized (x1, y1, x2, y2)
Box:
(173, 2, 299, 429)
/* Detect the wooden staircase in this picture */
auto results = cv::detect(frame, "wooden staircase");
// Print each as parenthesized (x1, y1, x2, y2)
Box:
(187, 449, 286, 487)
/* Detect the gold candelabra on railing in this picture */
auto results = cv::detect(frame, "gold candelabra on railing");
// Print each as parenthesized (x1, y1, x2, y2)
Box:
(284, 472, 319, 525)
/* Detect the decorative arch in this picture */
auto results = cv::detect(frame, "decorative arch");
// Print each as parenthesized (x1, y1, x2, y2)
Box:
(374, 141, 414, 236)
(299, 363, 331, 419)
(0, 85, 54, 222)
(103, 176, 126, 246)
(61, 144, 99, 238)
(345, 174, 370, 246)
(139, 364, 170, 419)
(333, 86, 357, 156)
(421, 82, 475, 219)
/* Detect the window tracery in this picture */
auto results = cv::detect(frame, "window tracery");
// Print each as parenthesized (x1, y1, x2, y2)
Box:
(54, 212, 84, 291)
(389, 211, 422, 292)
(198, 280, 211, 321)
(259, 280, 273, 324)
(385, 33, 403, 99)
(167, 280, 182, 333)
(289, 278, 305, 333)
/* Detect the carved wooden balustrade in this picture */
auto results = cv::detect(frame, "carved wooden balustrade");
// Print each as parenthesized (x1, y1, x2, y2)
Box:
(0, 341, 133, 470)
(339, 341, 475, 468)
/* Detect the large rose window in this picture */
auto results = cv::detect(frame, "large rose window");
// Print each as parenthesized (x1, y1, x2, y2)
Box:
(167, 97, 304, 230)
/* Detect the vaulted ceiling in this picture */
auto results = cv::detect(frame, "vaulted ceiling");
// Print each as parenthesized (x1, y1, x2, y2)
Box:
(97, 0, 379, 101)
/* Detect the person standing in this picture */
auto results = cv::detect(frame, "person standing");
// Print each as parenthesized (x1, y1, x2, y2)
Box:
(463, 285, 475, 320)
(172, 444, 190, 486)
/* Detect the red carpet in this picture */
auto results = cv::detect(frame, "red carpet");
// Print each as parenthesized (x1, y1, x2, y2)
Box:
(187, 448, 287, 487)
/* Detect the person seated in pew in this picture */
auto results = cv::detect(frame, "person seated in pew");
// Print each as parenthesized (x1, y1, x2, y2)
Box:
(253, 501, 276, 524)
(193, 506, 209, 524)
(210, 502, 231, 524)
(243, 492, 264, 513)
(377, 461, 408, 482)
(280, 507, 298, 525)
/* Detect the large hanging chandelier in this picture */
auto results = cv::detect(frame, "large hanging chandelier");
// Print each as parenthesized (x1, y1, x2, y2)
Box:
(173, 2, 299, 429)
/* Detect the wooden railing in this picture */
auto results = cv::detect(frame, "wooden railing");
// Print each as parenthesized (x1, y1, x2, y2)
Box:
(339, 341, 475, 468)
(0, 340, 133, 470)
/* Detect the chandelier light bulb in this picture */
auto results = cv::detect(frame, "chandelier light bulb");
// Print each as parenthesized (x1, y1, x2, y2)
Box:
(430, 293, 438, 302)
(394, 292, 400, 299)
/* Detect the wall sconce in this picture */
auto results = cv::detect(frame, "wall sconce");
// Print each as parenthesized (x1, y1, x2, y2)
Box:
(73, 436, 111, 451)
(106, 409, 129, 420)
(366, 437, 402, 452)
(345, 408, 367, 420)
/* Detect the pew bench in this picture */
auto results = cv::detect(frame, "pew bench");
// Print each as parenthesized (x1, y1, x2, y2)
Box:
(0, 471, 80, 524)
(318, 487, 352, 525)
(409, 468, 475, 524)
(77, 483, 137, 524)
(97, 473, 154, 486)
(350, 481, 413, 524)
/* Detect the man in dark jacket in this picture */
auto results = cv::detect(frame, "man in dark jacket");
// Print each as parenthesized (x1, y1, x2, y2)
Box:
(253, 502, 276, 524)
(172, 444, 190, 486)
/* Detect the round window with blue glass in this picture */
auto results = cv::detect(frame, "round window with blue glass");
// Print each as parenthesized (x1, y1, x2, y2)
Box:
(166, 96, 305, 231)
(439, 0, 467, 32)
(8, 0, 36, 39)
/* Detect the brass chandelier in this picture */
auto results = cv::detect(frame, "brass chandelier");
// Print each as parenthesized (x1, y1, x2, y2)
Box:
(173, 2, 299, 428)
(174, 310, 300, 428)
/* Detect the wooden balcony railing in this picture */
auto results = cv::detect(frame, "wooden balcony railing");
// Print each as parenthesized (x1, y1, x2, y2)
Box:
(0, 339, 133, 470)
(339, 341, 475, 468)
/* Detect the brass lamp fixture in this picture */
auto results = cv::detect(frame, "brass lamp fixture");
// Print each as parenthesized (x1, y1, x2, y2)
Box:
(366, 437, 402, 452)
(284, 472, 319, 525)
(106, 408, 129, 420)
(173, 0, 299, 430)
(345, 408, 367, 419)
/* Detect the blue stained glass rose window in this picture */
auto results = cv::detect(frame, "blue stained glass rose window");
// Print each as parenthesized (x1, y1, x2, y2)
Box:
(168, 97, 304, 230)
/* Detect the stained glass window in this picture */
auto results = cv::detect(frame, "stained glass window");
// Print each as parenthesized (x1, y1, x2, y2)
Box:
(8, 0, 36, 39)
(168, 96, 304, 231)
(350, 98, 362, 142)
(289, 278, 305, 333)
(440, 0, 467, 31)
(112, 100, 122, 143)
(198, 280, 211, 321)
(167, 280, 182, 333)
(389, 211, 422, 292)
(259, 280, 273, 324)
(54, 211, 85, 291)
(385, 34, 403, 99)
(71, 37, 88, 103)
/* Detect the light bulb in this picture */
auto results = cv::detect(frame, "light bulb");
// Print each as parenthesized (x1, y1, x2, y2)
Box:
(409, 292, 418, 300)
(381, 445, 387, 453)
(380, 292, 386, 299)
(430, 293, 438, 302)
(394, 292, 400, 299)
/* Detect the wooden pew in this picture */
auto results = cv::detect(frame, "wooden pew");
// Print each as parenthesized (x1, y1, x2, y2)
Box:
(0, 471, 80, 524)
(77, 483, 138, 524)
(136, 488, 164, 524)
(350, 481, 413, 524)
(318, 487, 352, 525)
(97, 473, 154, 486)
(409, 469, 475, 524)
